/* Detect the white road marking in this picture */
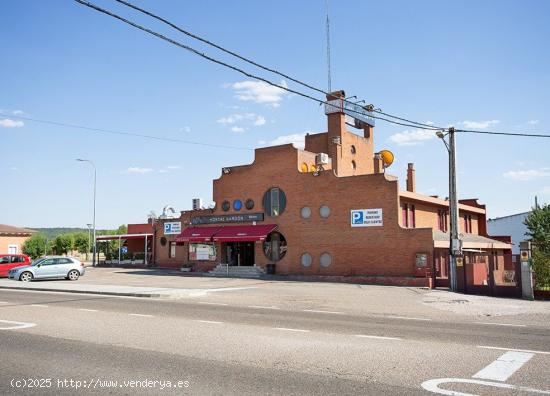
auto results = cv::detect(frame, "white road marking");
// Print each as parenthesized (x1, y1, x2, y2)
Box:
(386, 315, 431, 321)
(0, 319, 37, 330)
(0, 301, 8, 304)
(302, 309, 343, 315)
(189, 286, 257, 297)
(472, 351, 533, 381)
(274, 327, 310, 333)
(29, 304, 48, 308)
(248, 305, 281, 310)
(129, 313, 154, 317)
(195, 320, 223, 324)
(422, 377, 550, 396)
(78, 308, 98, 312)
(479, 322, 527, 328)
(478, 345, 550, 355)
(198, 302, 228, 306)
(355, 334, 402, 341)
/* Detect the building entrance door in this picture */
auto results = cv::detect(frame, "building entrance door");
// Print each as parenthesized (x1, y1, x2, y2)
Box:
(226, 242, 255, 266)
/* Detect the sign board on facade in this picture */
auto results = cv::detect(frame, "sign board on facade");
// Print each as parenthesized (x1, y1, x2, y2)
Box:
(350, 209, 383, 227)
(191, 213, 264, 225)
(164, 222, 182, 235)
(325, 99, 376, 127)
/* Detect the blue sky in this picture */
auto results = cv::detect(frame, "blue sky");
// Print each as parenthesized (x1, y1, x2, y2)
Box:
(1, 0, 549, 228)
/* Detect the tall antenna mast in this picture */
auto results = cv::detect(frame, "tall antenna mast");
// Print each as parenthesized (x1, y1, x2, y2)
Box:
(325, 0, 332, 92)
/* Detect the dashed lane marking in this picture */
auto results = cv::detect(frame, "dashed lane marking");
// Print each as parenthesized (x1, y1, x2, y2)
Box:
(355, 334, 402, 341)
(29, 304, 49, 308)
(78, 308, 98, 312)
(195, 320, 223, 324)
(478, 346, 550, 355)
(274, 327, 310, 333)
(198, 302, 228, 306)
(129, 313, 154, 317)
(302, 309, 343, 315)
(386, 315, 431, 321)
(478, 322, 527, 328)
(0, 319, 37, 330)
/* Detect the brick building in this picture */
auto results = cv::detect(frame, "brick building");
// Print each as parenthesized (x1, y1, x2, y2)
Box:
(151, 90, 511, 286)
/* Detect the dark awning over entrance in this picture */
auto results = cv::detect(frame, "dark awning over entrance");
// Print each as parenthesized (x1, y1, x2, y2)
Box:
(176, 226, 222, 243)
(213, 224, 278, 242)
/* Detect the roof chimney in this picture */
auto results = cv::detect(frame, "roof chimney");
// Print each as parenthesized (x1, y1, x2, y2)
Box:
(406, 163, 416, 192)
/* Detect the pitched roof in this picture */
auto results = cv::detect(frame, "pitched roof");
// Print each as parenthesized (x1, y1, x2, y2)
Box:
(433, 230, 511, 249)
(0, 224, 37, 236)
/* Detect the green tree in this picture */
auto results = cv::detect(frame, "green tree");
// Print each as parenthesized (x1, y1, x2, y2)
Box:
(524, 204, 550, 287)
(23, 234, 48, 259)
(53, 234, 74, 255)
(73, 232, 90, 254)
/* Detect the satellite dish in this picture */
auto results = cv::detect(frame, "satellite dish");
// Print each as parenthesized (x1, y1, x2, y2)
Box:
(378, 150, 394, 168)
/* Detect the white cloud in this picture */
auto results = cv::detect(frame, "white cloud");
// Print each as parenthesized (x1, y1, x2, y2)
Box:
(165, 165, 181, 170)
(258, 132, 309, 149)
(0, 118, 24, 128)
(502, 169, 550, 181)
(180, 126, 191, 133)
(228, 80, 288, 107)
(158, 169, 169, 174)
(460, 120, 499, 129)
(388, 128, 437, 146)
(541, 186, 550, 195)
(125, 167, 153, 174)
(253, 115, 266, 126)
(527, 120, 539, 125)
(217, 114, 244, 125)
(231, 126, 246, 133)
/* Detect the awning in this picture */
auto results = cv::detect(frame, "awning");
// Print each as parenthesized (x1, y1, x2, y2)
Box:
(213, 224, 278, 242)
(176, 226, 222, 243)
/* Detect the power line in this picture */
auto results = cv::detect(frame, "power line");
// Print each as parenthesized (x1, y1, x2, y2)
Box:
(373, 109, 446, 131)
(73, 0, 442, 131)
(3, 114, 255, 151)
(455, 128, 550, 138)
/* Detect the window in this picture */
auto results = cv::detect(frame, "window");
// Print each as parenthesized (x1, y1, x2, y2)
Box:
(319, 205, 330, 218)
(351, 160, 356, 170)
(245, 199, 254, 210)
(56, 258, 72, 264)
(263, 232, 287, 261)
(189, 243, 216, 261)
(169, 242, 177, 258)
(233, 199, 242, 211)
(300, 253, 312, 268)
(402, 204, 415, 228)
(300, 206, 312, 219)
(464, 214, 473, 233)
(438, 210, 448, 232)
(320, 252, 332, 268)
(0, 256, 9, 264)
(263, 187, 287, 217)
(221, 200, 230, 211)
(351, 145, 356, 154)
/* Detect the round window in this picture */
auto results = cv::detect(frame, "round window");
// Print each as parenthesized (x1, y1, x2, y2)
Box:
(245, 198, 254, 210)
(320, 252, 332, 267)
(233, 199, 242, 211)
(263, 231, 287, 262)
(263, 187, 286, 217)
(300, 206, 311, 219)
(320, 205, 330, 218)
(300, 253, 312, 268)
(221, 200, 230, 211)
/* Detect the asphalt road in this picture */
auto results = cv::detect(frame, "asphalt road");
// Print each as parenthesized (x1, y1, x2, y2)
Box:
(1, 289, 549, 395)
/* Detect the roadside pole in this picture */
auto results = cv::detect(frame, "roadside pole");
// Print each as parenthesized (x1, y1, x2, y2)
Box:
(448, 127, 461, 292)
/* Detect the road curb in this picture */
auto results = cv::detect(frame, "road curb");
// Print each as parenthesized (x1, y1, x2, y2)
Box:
(0, 285, 163, 298)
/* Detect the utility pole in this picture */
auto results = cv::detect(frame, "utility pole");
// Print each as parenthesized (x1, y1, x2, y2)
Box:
(437, 127, 462, 292)
(77, 159, 97, 267)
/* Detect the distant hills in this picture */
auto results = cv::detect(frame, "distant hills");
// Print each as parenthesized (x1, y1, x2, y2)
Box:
(28, 227, 117, 239)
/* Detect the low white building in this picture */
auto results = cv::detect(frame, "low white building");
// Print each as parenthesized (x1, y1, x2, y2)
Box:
(487, 212, 529, 254)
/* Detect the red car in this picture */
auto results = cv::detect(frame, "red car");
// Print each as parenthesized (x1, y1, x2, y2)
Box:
(0, 254, 31, 277)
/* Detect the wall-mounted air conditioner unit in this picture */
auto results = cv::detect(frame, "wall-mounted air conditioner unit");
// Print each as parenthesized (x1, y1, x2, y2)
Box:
(315, 153, 329, 166)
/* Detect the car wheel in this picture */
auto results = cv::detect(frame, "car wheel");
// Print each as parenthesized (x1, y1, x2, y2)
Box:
(20, 272, 33, 282)
(67, 270, 80, 281)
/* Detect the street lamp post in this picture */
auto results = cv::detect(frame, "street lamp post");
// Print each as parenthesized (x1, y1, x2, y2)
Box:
(436, 128, 461, 292)
(86, 223, 92, 262)
(77, 159, 97, 267)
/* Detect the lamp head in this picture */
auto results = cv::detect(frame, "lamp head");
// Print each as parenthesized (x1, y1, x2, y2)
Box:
(436, 131, 445, 139)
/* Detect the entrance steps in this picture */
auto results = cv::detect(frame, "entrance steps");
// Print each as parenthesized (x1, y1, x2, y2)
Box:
(208, 264, 265, 278)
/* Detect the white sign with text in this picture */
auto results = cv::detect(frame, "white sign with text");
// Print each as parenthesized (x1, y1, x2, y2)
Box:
(350, 209, 383, 227)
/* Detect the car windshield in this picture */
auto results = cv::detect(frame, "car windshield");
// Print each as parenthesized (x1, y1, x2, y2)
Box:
(31, 258, 46, 266)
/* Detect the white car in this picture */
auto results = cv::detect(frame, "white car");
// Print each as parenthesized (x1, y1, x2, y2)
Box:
(8, 256, 85, 282)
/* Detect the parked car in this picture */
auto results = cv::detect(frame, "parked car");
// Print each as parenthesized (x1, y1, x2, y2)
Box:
(8, 256, 85, 282)
(0, 254, 31, 277)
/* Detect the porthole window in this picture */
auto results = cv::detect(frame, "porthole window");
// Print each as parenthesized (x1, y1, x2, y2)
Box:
(320, 205, 330, 218)
(301, 253, 312, 268)
(351, 145, 356, 154)
(300, 206, 311, 219)
(320, 252, 332, 268)
(245, 199, 254, 210)
(221, 200, 230, 211)
(233, 199, 242, 211)
(263, 187, 286, 217)
(351, 160, 356, 170)
(263, 231, 287, 262)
